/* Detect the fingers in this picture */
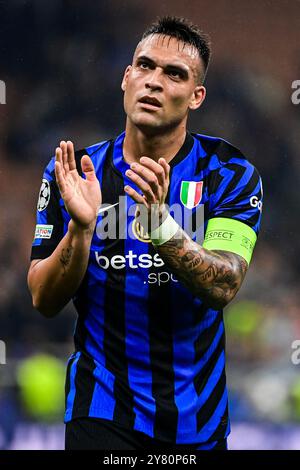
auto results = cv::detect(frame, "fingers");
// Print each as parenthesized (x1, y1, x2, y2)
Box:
(129, 162, 159, 191)
(126, 160, 160, 201)
(59, 140, 76, 173)
(124, 185, 149, 207)
(140, 157, 166, 186)
(125, 157, 170, 204)
(67, 141, 76, 171)
(158, 158, 170, 182)
(60, 141, 69, 173)
(81, 155, 97, 182)
(55, 145, 63, 165)
(55, 146, 65, 177)
(54, 160, 67, 195)
(125, 168, 156, 203)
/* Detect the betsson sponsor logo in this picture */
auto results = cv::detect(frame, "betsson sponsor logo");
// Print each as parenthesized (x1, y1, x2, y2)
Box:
(95, 250, 164, 270)
(94, 250, 178, 285)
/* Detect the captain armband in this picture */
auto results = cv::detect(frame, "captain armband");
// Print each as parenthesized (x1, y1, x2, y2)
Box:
(202, 217, 257, 265)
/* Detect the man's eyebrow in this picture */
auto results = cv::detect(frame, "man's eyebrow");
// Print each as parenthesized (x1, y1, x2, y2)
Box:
(135, 55, 190, 77)
(135, 55, 155, 65)
(164, 64, 189, 79)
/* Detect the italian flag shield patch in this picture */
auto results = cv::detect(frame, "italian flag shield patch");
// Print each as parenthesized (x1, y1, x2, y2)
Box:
(180, 181, 203, 209)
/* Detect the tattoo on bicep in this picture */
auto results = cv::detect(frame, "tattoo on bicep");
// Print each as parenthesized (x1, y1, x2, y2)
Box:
(157, 228, 248, 307)
(60, 246, 74, 275)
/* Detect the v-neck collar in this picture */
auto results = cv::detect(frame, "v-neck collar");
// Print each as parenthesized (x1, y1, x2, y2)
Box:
(112, 131, 195, 178)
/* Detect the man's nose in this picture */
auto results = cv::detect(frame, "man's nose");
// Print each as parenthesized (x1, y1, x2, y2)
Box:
(145, 68, 163, 91)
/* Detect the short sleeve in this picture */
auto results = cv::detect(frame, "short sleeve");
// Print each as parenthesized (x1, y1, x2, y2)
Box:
(203, 159, 263, 263)
(210, 160, 263, 233)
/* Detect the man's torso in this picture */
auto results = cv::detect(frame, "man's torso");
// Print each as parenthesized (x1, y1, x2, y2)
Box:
(31, 131, 262, 444)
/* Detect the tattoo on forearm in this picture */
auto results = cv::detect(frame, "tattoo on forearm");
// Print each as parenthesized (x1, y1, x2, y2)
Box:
(157, 227, 248, 309)
(60, 246, 74, 275)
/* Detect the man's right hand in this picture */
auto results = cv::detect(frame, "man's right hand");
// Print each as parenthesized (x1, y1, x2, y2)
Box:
(55, 140, 101, 230)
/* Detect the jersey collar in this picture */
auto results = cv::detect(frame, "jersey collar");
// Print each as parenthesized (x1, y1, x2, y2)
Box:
(112, 131, 195, 178)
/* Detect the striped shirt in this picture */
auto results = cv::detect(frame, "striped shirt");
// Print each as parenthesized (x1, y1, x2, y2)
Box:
(31, 131, 262, 444)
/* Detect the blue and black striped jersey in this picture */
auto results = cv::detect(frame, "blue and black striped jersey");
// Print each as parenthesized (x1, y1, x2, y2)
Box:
(31, 131, 262, 444)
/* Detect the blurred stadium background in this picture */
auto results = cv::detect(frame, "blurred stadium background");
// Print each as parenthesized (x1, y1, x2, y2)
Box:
(0, 0, 300, 450)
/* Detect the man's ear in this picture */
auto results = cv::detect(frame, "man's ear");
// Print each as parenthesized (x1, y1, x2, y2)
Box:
(189, 85, 206, 110)
(121, 65, 132, 91)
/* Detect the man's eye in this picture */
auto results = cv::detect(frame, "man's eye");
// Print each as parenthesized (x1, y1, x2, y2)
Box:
(139, 62, 150, 69)
(168, 71, 181, 79)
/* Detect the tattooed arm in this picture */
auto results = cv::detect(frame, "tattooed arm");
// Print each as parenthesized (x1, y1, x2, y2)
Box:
(156, 225, 248, 310)
(124, 156, 248, 309)
(27, 220, 94, 317)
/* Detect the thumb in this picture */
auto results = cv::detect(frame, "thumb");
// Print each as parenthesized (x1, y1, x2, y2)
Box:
(81, 155, 97, 181)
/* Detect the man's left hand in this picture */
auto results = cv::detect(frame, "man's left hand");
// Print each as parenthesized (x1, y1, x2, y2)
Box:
(124, 156, 170, 231)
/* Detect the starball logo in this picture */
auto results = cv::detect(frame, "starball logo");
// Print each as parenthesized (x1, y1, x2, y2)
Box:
(0, 80, 6, 104)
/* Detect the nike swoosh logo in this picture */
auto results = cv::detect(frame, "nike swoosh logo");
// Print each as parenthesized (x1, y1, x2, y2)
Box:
(97, 202, 119, 215)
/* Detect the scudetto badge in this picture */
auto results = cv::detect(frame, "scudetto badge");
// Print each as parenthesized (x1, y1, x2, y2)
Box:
(180, 181, 203, 209)
(37, 178, 51, 212)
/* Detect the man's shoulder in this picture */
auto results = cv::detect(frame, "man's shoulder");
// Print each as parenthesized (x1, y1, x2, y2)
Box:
(42, 137, 114, 180)
(192, 132, 249, 165)
(192, 134, 262, 206)
(83, 138, 113, 158)
(72, 138, 116, 176)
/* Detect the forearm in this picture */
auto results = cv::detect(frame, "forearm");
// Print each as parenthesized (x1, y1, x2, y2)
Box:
(155, 225, 247, 309)
(28, 220, 94, 317)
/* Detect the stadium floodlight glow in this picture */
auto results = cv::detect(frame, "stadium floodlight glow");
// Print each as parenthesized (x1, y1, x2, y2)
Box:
(0, 340, 6, 365)
(0, 80, 6, 104)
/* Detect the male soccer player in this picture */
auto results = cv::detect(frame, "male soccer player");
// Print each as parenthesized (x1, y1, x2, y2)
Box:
(28, 17, 263, 450)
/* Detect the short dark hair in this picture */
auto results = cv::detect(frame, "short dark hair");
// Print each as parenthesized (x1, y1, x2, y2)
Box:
(141, 16, 211, 83)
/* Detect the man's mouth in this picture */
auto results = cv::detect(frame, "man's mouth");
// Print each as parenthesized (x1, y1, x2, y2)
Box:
(138, 96, 162, 108)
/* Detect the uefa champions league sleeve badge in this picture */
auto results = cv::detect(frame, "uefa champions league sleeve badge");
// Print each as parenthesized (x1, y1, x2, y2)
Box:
(37, 178, 51, 212)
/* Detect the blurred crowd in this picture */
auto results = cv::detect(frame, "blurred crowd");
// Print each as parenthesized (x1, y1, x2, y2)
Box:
(0, 1, 300, 449)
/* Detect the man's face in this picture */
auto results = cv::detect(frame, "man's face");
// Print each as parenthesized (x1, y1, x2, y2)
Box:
(121, 34, 206, 134)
